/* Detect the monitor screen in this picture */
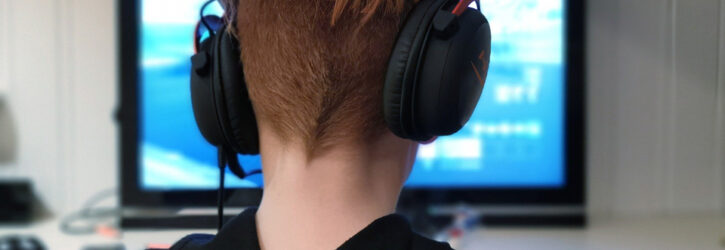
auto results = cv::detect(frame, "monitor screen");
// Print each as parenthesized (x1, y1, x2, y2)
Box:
(139, 0, 565, 190)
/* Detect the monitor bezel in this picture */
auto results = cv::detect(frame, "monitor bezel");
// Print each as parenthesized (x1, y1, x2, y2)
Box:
(119, 0, 585, 208)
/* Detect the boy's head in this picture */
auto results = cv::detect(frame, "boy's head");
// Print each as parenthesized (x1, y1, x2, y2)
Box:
(219, 0, 416, 156)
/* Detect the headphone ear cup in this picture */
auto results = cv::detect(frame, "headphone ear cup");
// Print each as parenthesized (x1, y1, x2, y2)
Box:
(384, 0, 490, 141)
(214, 30, 260, 155)
(383, 0, 449, 141)
(191, 36, 226, 147)
(414, 9, 490, 136)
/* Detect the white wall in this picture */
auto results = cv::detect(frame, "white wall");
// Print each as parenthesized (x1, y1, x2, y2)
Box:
(0, 0, 722, 217)
(0, 0, 117, 214)
(588, 0, 725, 218)
(0, 1, 8, 95)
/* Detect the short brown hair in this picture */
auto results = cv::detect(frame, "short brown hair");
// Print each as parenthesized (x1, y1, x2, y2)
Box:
(222, 0, 414, 155)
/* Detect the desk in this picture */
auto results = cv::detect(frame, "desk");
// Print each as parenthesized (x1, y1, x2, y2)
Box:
(459, 215, 724, 250)
(0, 220, 207, 250)
(1, 215, 723, 250)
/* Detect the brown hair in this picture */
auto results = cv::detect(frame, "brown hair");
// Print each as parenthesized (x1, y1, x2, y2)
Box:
(220, 0, 415, 155)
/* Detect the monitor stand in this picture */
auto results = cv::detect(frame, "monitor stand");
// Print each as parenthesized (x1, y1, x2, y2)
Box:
(121, 207, 249, 229)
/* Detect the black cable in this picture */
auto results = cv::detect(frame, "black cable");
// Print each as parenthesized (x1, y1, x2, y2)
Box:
(225, 149, 248, 179)
(216, 147, 263, 232)
(246, 169, 263, 176)
(217, 146, 227, 232)
(200, 0, 217, 36)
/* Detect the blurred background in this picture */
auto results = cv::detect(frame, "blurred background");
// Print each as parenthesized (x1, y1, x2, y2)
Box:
(0, 0, 723, 249)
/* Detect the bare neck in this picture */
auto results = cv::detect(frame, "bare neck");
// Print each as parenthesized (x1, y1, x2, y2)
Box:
(254, 130, 417, 250)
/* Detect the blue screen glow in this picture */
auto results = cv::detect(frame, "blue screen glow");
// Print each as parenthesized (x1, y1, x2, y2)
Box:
(139, 0, 566, 190)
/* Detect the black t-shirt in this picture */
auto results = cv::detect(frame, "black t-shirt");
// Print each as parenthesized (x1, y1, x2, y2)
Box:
(170, 208, 453, 250)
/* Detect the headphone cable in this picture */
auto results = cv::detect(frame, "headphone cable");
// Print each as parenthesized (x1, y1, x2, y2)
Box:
(217, 146, 264, 232)
(200, 0, 217, 36)
(217, 146, 227, 232)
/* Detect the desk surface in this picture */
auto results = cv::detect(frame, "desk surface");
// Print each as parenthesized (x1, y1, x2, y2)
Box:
(1, 215, 723, 250)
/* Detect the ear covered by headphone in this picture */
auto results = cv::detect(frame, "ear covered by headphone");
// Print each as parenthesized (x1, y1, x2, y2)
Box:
(191, 18, 260, 155)
(190, 0, 490, 159)
(384, 0, 490, 141)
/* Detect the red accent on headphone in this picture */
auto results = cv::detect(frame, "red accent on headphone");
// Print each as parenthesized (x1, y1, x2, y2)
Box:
(193, 21, 202, 53)
(452, 0, 475, 16)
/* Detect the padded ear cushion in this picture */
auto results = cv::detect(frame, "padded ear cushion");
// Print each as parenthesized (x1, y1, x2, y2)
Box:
(213, 29, 260, 155)
(413, 9, 490, 137)
(190, 37, 226, 147)
(383, 0, 451, 140)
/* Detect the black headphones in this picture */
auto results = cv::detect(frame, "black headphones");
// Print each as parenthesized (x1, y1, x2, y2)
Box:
(190, 0, 490, 178)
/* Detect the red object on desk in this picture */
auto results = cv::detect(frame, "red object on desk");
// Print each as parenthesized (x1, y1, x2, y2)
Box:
(146, 243, 172, 250)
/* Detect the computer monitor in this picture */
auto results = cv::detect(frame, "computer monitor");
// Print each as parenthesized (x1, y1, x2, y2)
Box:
(119, 0, 585, 226)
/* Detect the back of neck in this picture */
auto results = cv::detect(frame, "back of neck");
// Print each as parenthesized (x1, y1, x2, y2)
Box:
(254, 132, 416, 250)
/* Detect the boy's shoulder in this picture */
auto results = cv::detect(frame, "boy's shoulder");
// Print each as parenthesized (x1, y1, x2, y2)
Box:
(169, 208, 453, 250)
